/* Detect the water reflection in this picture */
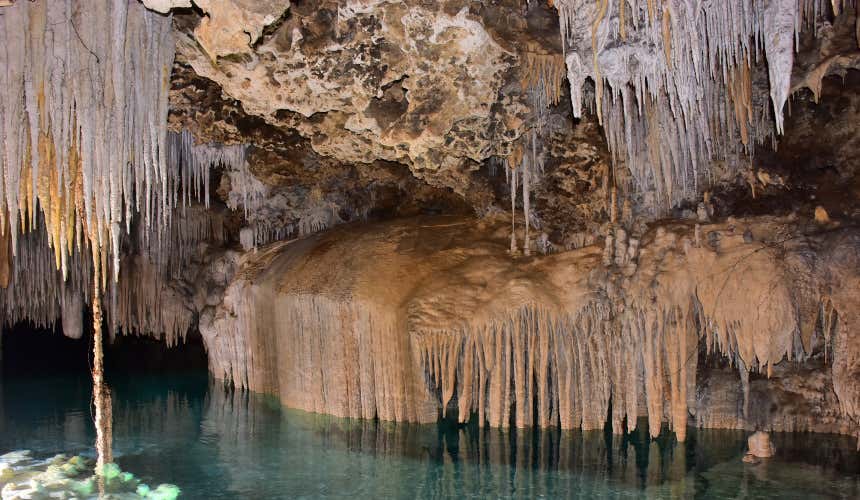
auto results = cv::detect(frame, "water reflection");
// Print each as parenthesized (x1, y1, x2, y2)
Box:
(0, 374, 857, 499)
(201, 381, 859, 499)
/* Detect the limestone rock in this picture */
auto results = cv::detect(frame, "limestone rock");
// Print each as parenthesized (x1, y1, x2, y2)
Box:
(141, 0, 192, 13)
(201, 215, 860, 442)
(747, 431, 776, 458)
(192, 0, 288, 59)
(169, 1, 566, 202)
(176, 1, 513, 183)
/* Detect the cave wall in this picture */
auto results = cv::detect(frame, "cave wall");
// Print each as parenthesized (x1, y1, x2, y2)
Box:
(199, 215, 860, 443)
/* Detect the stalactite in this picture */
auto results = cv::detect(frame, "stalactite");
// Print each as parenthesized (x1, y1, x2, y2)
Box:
(523, 140, 531, 257)
(553, 0, 849, 213)
(508, 71, 550, 257)
(0, 0, 175, 281)
(520, 49, 566, 106)
(91, 253, 113, 473)
(0, 200, 227, 346)
(0, 222, 10, 288)
(507, 128, 547, 257)
(507, 147, 520, 254)
(167, 129, 247, 212)
(0, 213, 93, 331)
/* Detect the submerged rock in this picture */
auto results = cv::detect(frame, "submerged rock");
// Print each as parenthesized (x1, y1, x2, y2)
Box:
(0, 453, 179, 500)
(747, 432, 776, 459)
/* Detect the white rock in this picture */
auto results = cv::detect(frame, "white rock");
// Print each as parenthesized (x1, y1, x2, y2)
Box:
(141, 0, 192, 14)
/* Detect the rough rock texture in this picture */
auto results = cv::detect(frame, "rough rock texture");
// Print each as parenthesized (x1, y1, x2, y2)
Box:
(161, 2, 860, 250)
(167, 62, 479, 247)
(200, 214, 860, 443)
(174, 1, 519, 191)
(162, 1, 623, 246)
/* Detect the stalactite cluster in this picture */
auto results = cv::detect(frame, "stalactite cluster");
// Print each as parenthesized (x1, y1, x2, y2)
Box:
(0, 214, 92, 332)
(0, 0, 857, 459)
(109, 206, 227, 346)
(235, 186, 354, 251)
(508, 49, 561, 256)
(0, 3, 240, 343)
(520, 50, 566, 107)
(0, 203, 224, 345)
(553, 0, 857, 213)
(167, 129, 247, 214)
(506, 129, 545, 256)
(0, 0, 175, 281)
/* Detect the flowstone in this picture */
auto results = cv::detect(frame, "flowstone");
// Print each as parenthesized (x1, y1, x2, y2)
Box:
(201, 214, 860, 443)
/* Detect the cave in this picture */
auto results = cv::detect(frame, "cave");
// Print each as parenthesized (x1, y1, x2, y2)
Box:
(0, 0, 859, 498)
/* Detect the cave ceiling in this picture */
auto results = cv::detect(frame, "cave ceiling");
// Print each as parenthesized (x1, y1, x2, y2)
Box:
(162, 0, 616, 246)
(159, 0, 860, 247)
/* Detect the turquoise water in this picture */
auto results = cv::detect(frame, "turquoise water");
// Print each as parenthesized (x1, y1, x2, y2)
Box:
(0, 373, 858, 499)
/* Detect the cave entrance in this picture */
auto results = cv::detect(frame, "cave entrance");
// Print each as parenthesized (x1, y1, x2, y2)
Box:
(1, 321, 208, 379)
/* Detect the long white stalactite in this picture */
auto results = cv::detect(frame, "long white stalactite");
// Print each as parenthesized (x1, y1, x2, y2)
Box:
(0, 125, 246, 345)
(553, 0, 857, 214)
(0, 0, 255, 346)
(0, 0, 175, 282)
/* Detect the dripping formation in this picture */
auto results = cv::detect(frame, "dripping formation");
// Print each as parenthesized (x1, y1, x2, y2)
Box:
(200, 217, 860, 443)
(507, 48, 559, 256)
(553, 0, 857, 213)
(0, 0, 250, 470)
(0, 0, 177, 280)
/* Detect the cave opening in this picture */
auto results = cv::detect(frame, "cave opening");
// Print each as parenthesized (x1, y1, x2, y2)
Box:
(1, 321, 207, 379)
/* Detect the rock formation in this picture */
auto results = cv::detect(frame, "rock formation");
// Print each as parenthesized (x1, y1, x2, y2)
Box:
(200, 214, 860, 443)
(747, 431, 777, 459)
(1, 0, 859, 448)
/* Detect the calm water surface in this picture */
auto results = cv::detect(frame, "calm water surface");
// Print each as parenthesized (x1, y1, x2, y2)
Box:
(0, 373, 857, 499)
